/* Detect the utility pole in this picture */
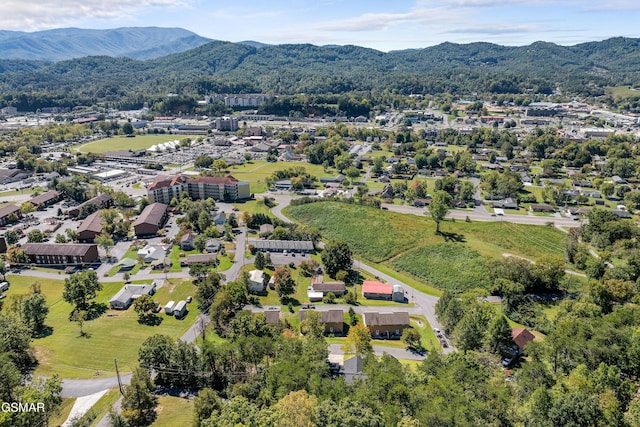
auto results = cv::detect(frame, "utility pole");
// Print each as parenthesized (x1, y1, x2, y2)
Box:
(114, 358, 124, 396)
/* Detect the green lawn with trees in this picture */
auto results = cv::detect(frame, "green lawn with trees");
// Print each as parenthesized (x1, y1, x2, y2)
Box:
(4, 275, 198, 378)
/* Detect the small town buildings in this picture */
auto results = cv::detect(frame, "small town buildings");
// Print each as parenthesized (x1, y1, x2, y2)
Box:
(248, 269, 266, 293)
(205, 238, 222, 253)
(137, 245, 167, 263)
(28, 190, 61, 210)
(362, 312, 410, 339)
(529, 204, 555, 213)
(310, 276, 346, 296)
(511, 327, 535, 354)
(133, 203, 168, 237)
(0, 204, 21, 226)
(212, 211, 226, 225)
(247, 239, 314, 253)
(68, 194, 113, 218)
(109, 282, 157, 310)
(21, 243, 99, 266)
(362, 280, 392, 300)
(180, 233, 197, 250)
(183, 253, 217, 266)
(341, 355, 365, 384)
(164, 300, 176, 314)
(173, 300, 188, 318)
(259, 224, 275, 234)
(77, 210, 103, 242)
(491, 198, 518, 210)
(300, 309, 344, 335)
(147, 174, 250, 204)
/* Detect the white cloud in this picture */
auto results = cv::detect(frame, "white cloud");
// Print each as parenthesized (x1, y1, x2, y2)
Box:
(313, 7, 459, 32)
(0, 0, 191, 30)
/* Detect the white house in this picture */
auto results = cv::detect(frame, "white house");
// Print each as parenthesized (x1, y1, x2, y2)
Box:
(248, 269, 266, 293)
(137, 245, 167, 263)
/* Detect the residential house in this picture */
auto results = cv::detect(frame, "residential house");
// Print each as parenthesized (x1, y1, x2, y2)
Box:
(380, 184, 394, 199)
(248, 270, 266, 293)
(180, 233, 197, 250)
(109, 282, 157, 310)
(263, 308, 280, 325)
(133, 203, 168, 237)
(137, 245, 167, 263)
(362, 312, 410, 339)
(300, 309, 344, 335)
(183, 253, 217, 266)
(21, 243, 98, 266)
(512, 327, 535, 355)
(310, 276, 346, 296)
(341, 355, 365, 384)
(529, 204, 555, 213)
(259, 224, 274, 235)
(212, 211, 226, 225)
(205, 239, 222, 253)
(491, 198, 518, 210)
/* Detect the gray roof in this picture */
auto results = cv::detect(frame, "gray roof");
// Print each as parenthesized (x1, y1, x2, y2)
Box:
(247, 239, 314, 251)
(22, 243, 96, 257)
(363, 312, 410, 327)
(110, 283, 156, 305)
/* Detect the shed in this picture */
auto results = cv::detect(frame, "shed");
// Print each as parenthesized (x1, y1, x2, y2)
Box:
(173, 300, 187, 318)
(164, 300, 176, 314)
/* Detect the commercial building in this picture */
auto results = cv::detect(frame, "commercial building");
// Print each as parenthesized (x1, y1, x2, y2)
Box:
(133, 203, 168, 237)
(21, 243, 99, 266)
(147, 174, 250, 204)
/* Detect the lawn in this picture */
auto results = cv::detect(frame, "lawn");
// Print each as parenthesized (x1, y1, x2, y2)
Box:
(88, 389, 121, 427)
(228, 160, 337, 193)
(71, 135, 182, 154)
(284, 202, 568, 292)
(151, 395, 194, 427)
(49, 397, 76, 427)
(232, 198, 275, 216)
(3, 275, 199, 379)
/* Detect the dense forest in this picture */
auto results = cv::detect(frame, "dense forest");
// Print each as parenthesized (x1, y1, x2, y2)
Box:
(2, 37, 640, 113)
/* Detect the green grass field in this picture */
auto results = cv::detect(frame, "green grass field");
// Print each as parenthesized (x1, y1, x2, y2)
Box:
(284, 202, 568, 292)
(232, 198, 275, 216)
(228, 160, 337, 193)
(151, 395, 194, 427)
(71, 135, 183, 154)
(4, 275, 198, 378)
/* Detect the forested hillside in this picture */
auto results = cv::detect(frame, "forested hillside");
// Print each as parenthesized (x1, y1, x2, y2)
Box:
(1, 36, 640, 109)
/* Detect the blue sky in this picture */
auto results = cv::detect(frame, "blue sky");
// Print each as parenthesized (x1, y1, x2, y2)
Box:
(2, 0, 640, 51)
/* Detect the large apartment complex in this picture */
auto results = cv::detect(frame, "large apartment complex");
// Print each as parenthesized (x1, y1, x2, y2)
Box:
(147, 174, 250, 204)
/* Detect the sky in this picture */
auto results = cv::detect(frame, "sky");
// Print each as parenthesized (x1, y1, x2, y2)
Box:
(1, 0, 640, 51)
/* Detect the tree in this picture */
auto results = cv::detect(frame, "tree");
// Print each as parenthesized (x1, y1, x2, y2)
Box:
(196, 272, 222, 311)
(254, 251, 266, 270)
(121, 367, 157, 426)
(63, 270, 102, 312)
(0, 259, 5, 281)
(65, 228, 79, 242)
(274, 267, 295, 301)
(20, 201, 36, 214)
(335, 153, 352, 173)
(342, 323, 372, 356)
(273, 390, 318, 427)
(315, 399, 383, 427)
(70, 309, 88, 336)
(134, 295, 158, 321)
(0, 314, 34, 368)
(194, 234, 208, 253)
(4, 229, 20, 245)
(401, 328, 422, 351)
(121, 121, 134, 135)
(20, 292, 49, 334)
(429, 190, 452, 234)
(321, 240, 353, 278)
(55, 233, 68, 243)
(193, 388, 222, 426)
(345, 166, 360, 183)
(7, 247, 29, 265)
(27, 229, 46, 243)
(484, 315, 512, 354)
(95, 233, 114, 258)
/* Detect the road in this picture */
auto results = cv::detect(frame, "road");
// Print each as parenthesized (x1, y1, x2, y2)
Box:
(60, 374, 132, 399)
(328, 344, 426, 361)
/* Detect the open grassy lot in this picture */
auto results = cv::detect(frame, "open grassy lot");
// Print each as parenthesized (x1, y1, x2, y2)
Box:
(4, 275, 198, 378)
(72, 135, 183, 154)
(228, 160, 337, 193)
(232, 198, 275, 216)
(88, 389, 121, 427)
(151, 395, 194, 427)
(284, 202, 568, 292)
(49, 397, 76, 427)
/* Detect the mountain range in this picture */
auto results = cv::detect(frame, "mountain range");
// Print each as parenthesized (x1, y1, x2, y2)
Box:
(0, 27, 639, 102)
(0, 27, 212, 60)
